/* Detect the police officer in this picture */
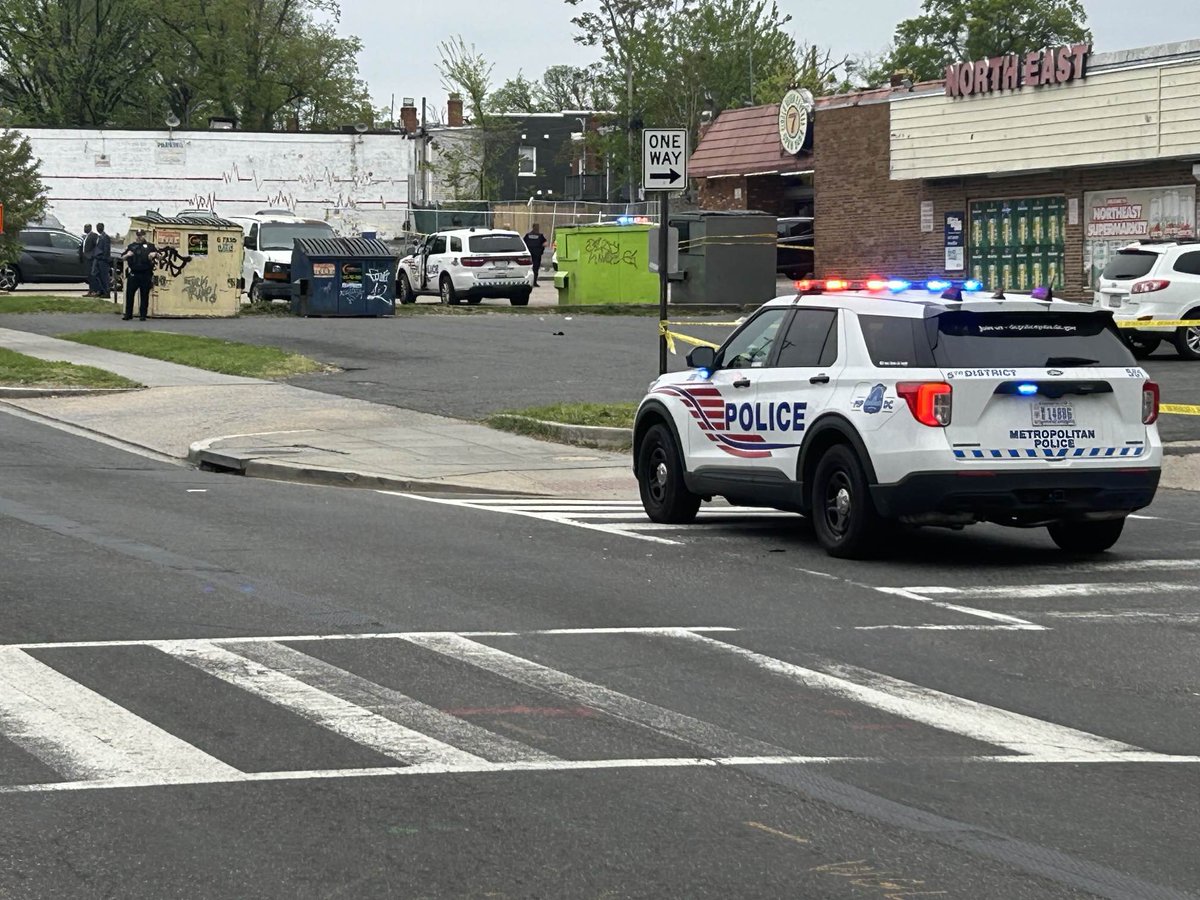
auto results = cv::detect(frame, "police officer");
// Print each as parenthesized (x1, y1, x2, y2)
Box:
(522, 223, 548, 286)
(121, 228, 158, 321)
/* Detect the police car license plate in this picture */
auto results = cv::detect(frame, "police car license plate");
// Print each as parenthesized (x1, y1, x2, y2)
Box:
(1108, 296, 1123, 308)
(493, 260, 510, 269)
(1032, 401, 1075, 427)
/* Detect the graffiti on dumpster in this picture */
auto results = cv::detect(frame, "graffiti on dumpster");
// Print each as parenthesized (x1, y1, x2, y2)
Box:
(183, 275, 217, 304)
(364, 267, 392, 304)
(584, 237, 638, 268)
(155, 246, 193, 278)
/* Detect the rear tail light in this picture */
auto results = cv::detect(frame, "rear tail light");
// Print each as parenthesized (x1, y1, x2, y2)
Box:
(460, 257, 486, 267)
(897, 382, 952, 427)
(516, 255, 532, 265)
(1142, 381, 1160, 425)
(1132, 280, 1171, 294)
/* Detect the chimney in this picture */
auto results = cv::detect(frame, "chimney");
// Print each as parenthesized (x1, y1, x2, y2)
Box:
(400, 97, 417, 133)
(447, 92, 464, 127)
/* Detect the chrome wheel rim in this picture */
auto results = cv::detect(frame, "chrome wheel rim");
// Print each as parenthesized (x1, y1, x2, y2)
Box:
(0, 267, 17, 291)
(440, 281, 451, 304)
(646, 445, 670, 504)
(824, 473, 852, 537)
(1186, 326, 1200, 354)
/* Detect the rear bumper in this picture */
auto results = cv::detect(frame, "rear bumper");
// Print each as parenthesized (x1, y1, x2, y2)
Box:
(456, 280, 531, 298)
(872, 467, 1160, 523)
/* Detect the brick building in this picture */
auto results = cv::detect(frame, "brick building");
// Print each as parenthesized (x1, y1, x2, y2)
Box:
(815, 40, 1200, 299)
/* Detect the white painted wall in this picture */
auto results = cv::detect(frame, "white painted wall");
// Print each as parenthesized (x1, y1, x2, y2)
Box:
(890, 53, 1200, 180)
(21, 128, 423, 238)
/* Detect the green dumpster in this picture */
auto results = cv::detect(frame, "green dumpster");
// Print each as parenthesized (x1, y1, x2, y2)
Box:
(554, 222, 659, 305)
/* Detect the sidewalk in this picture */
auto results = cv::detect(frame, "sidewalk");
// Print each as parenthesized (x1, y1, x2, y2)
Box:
(0, 328, 638, 499)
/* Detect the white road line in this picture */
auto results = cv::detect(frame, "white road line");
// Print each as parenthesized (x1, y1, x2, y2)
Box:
(0, 647, 239, 783)
(230, 641, 557, 763)
(383, 492, 683, 545)
(620, 521, 788, 532)
(906, 582, 1192, 600)
(855, 624, 1034, 631)
(401, 632, 784, 758)
(667, 631, 1141, 760)
(1041, 611, 1200, 623)
(1039, 558, 1200, 572)
(874, 587, 1046, 630)
(153, 640, 487, 767)
(7, 626, 735, 652)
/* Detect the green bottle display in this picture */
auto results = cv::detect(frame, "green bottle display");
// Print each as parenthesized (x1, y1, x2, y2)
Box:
(968, 195, 1065, 292)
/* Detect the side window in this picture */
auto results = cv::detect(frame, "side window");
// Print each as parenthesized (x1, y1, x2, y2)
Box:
(449, 236, 462, 253)
(246, 224, 258, 250)
(429, 235, 447, 255)
(776, 309, 838, 367)
(49, 232, 81, 250)
(1172, 251, 1200, 276)
(23, 231, 51, 247)
(858, 314, 934, 368)
(720, 308, 789, 369)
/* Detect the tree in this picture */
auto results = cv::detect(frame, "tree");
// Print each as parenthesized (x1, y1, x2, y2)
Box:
(0, 129, 47, 266)
(488, 72, 543, 114)
(879, 0, 1091, 84)
(541, 64, 611, 111)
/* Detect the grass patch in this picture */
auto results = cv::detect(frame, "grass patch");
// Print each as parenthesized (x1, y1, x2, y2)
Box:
(0, 347, 139, 389)
(59, 330, 325, 379)
(0, 296, 120, 315)
(486, 402, 635, 450)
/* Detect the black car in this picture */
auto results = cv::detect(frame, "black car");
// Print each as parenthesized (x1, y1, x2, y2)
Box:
(776, 217, 814, 281)
(0, 227, 91, 291)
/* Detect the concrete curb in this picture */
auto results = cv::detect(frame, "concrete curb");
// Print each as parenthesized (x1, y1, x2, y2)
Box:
(0, 386, 139, 399)
(488, 414, 632, 451)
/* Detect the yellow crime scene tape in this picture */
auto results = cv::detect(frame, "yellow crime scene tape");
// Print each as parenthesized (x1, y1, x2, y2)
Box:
(1162, 404, 1200, 416)
(1116, 320, 1200, 328)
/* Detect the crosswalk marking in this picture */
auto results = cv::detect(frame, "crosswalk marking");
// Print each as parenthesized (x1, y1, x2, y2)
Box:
(0, 647, 238, 783)
(155, 640, 488, 767)
(400, 632, 786, 758)
(906, 582, 1191, 600)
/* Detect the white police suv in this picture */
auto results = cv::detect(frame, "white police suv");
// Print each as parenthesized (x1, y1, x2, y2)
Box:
(633, 279, 1162, 558)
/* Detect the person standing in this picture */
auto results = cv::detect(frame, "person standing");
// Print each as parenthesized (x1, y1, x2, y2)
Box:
(93, 223, 112, 299)
(80, 224, 98, 295)
(121, 228, 158, 321)
(523, 224, 548, 287)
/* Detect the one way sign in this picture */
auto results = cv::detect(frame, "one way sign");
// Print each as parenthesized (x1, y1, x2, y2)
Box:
(642, 129, 688, 192)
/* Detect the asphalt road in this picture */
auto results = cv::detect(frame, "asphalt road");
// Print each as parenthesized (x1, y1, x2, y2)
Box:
(2, 413, 1199, 898)
(4, 307, 1200, 442)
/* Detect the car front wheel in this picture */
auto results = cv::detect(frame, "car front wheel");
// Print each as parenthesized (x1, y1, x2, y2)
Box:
(638, 423, 700, 524)
(812, 444, 883, 559)
(1173, 309, 1200, 360)
(439, 276, 459, 305)
(397, 272, 415, 304)
(0, 264, 20, 292)
(1048, 518, 1125, 553)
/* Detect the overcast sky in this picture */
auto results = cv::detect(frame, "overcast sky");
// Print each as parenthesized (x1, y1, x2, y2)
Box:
(331, 0, 1198, 121)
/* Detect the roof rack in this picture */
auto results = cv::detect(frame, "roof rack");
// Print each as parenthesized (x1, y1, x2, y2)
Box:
(1128, 237, 1199, 245)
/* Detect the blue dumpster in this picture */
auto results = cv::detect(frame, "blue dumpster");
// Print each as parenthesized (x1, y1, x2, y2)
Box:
(290, 237, 398, 317)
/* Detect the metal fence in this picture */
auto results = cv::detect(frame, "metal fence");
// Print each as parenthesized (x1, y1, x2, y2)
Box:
(408, 200, 675, 242)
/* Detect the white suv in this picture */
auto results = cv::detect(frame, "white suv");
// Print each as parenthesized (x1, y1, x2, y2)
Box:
(397, 228, 533, 306)
(634, 281, 1162, 558)
(1094, 240, 1200, 359)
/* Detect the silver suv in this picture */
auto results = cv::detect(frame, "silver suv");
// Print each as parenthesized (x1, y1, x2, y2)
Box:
(1094, 240, 1200, 359)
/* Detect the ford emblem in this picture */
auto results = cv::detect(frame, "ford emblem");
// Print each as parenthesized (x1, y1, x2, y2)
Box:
(1047, 369, 1064, 376)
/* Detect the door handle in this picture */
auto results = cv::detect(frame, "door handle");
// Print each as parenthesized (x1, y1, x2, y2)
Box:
(809, 374, 830, 384)
(732, 377, 752, 389)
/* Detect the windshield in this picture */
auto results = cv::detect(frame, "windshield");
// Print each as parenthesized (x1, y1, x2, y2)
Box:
(1101, 250, 1158, 281)
(259, 222, 335, 251)
(469, 234, 526, 253)
(930, 311, 1134, 368)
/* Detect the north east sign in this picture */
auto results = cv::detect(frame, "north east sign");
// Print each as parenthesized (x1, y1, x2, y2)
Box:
(945, 43, 1090, 98)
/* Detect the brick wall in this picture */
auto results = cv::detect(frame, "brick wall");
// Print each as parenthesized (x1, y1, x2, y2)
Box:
(698, 175, 792, 217)
(815, 100, 1198, 299)
(698, 177, 747, 210)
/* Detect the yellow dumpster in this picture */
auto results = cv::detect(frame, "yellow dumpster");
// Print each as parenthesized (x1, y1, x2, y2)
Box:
(124, 213, 244, 317)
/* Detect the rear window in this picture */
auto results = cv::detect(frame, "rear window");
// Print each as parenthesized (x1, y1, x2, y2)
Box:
(469, 234, 525, 253)
(1102, 249, 1158, 281)
(931, 311, 1134, 368)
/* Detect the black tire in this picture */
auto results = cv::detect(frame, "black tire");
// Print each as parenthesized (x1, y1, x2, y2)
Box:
(439, 275, 459, 305)
(1047, 518, 1125, 553)
(1173, 309, 1200, 360)
(811, 444, 882, 559)
(637, 423, 700, 524)
(1124, 333, 1161, 360)
(510, 290, 531, 307)
(466, 296, 483, 305)
(248, 278, 264, 303)
(397, 272, 415, 304)
(0, 264, 20, 292)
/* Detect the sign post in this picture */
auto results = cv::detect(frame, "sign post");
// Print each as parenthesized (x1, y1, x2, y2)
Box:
(642, 128, 688, 375)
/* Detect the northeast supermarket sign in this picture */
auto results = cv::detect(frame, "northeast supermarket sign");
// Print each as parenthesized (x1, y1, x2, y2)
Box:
(945, 44, 1090, 98)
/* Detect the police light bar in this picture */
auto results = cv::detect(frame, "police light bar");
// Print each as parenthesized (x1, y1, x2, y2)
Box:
(795, 278, 985, 294)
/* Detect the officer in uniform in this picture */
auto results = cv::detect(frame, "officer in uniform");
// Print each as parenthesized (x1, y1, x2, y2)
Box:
(121, 228, 159, 321)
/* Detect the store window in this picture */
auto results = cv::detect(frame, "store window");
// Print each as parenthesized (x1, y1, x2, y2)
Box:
(1084, 186, 1197, 289)
(969, 196, 1065, 294)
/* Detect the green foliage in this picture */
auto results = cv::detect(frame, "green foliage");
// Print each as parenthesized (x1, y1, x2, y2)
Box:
(489, 72, 543, 114)
(0, 0, 371, 130)
(0, 128, 46, 265)
(540, 65, 612, 111)
(60, 330, 324, 379)
(875, 0, 1091, 84)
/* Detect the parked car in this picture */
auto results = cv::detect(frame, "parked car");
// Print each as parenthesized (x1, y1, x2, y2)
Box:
(397, 228, 533, 306)
(776, 216, 814, 280)
(227, 214, 338, 302)
(1094, 239, 1200, 359)
(0, 227, 91, 291)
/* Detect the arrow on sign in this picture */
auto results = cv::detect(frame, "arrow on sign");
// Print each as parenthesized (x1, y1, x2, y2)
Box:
(650, 169, 681, 182)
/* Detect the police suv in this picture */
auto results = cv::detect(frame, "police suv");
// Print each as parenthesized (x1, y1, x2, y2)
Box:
(633, 280, 1162, 558)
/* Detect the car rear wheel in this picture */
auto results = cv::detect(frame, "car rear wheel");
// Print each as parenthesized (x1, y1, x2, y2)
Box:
(638, 423, 700, 524)
(439, 275, 459, 305)
(0, 264, 20, 292)
(248, 278, 264, 303)
(812, 444, 882, 559)
(1047, 518, 1125, 553)
(1173, 309, 1200, 360)
(1123, 333, 1161, 360)
(510, 289, 531, 307)
(397, 272, 415, 304)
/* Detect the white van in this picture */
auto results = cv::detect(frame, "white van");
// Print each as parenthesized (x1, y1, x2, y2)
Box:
(227, 212, 337, 301)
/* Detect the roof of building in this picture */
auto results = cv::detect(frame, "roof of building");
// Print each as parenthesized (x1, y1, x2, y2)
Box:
(689, 103, 813, 179)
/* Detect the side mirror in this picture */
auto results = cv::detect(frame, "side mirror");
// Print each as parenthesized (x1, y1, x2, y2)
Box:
(686, 346, 716, 371)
